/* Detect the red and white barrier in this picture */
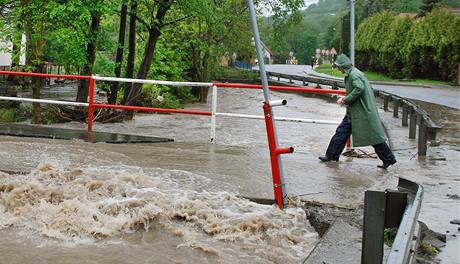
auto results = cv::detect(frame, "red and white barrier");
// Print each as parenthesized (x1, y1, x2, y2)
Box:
(0, 70, 347, 209)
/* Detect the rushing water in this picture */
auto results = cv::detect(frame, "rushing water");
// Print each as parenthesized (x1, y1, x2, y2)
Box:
(0, 163, 317, 264)
(1, 84, 459, 263)
(0, 87, 345, 264)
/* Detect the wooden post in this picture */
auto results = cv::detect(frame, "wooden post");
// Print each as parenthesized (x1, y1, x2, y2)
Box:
(402, 104, 409, 127)
(409, 108, 417, 139)
(418, 122, 427, 156)
(393, 99, 400, 118)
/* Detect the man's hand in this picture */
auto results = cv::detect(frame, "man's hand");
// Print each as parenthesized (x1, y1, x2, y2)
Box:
(337, 96, 346, 106)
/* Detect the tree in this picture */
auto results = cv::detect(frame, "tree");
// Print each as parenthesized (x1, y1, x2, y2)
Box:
(2, 0, 55, 124)
(419, 0, 439, 15)
(121, 0, 137, 104)
(76, 0, 106, 103)
(124, 0, 175, 106)
(108, 3, 127, 104)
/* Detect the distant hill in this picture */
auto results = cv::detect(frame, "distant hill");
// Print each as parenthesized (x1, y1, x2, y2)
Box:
(301, 0, 344, 33)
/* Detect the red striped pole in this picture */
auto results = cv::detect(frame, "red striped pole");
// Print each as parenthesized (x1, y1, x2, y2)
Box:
(263, 102, 284, 208)
(214, 82, 346, 95)
(87, 78, 95, 142)
(0, 70, 91, 80)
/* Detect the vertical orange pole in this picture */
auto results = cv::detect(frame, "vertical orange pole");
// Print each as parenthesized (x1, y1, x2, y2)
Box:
(263, 103, 284, 209)
(87, 77, 95, 142)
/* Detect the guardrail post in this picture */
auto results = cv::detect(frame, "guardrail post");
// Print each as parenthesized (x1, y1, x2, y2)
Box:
(332, 82, 338, 90)
(418, 121, 427, 156)
(409, 108, 417, 139)
(362, 178, 420, 264)
(210, 85, 218, 143)
(362, 191, 386, 264)
(393, 99, 401, 118)
(402, 104, 409, 127)
(383, 94, 391, 111)
(427, 127, 438, 141)
(387, 178, 424, 264)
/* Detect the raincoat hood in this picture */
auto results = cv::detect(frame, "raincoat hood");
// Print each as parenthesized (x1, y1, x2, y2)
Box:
(334, 54, 353, 71)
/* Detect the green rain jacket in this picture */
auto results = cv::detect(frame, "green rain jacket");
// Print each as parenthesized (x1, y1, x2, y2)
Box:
(335, 54, 387, 147)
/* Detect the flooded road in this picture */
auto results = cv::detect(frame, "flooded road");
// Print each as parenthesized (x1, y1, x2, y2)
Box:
(0, 85, 459, 263)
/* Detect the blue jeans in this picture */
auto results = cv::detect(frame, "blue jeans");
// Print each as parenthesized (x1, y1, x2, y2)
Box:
(325, 114, 396, 163)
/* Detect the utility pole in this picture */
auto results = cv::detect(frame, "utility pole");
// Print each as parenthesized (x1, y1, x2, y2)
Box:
(350, 0, 355, 65)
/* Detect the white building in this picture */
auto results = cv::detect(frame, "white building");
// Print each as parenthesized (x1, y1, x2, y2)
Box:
(0, 35, 26, 66)
(260, 41, 273, 65)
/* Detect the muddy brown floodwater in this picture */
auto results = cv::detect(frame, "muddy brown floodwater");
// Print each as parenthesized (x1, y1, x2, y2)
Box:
(0, 86, 459, 263)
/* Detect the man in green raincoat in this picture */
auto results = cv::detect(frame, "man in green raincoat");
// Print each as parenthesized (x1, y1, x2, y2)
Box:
(319, 54, 396, 169)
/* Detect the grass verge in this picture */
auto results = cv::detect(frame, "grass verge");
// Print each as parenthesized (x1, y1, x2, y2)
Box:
(314, 64, 452, 86)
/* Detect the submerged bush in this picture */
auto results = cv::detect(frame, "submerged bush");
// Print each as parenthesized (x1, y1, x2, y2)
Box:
(0, 108, 23, 123)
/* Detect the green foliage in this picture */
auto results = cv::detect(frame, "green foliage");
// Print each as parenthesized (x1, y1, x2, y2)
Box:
(260, 0, 341, 63)
(0, 108, 23, 123)
(355, 8, 460, 83)
(138, 84, 182, 109)
(214, 67, 259, 80)
(384, 228, 398, 247)
(316, 63, 451, 85)
(315, 64, 345, 77)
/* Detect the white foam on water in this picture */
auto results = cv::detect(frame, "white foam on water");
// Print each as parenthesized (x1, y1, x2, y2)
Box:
(0, 161, 318, 263)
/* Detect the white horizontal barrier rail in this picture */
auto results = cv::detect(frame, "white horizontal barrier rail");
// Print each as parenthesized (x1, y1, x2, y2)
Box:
(216, 112, 341, 125)
(0, 96, 89, 107)
(92, 75, 214, 87)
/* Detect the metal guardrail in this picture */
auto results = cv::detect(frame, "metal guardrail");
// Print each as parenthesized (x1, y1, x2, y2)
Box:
(387, 178, 423, 263)
(375, 90, 441, 156)
(362, 178, 423, 264)
(263, 71, 345, 90)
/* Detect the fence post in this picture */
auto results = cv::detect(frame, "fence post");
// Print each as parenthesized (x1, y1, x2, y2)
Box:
(210, 85, 218, 143)
(409, 108, 417, 139)
(393, 99, 400, 118)
(427, 128, 438, 141)
(418, 121, 427, 156)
